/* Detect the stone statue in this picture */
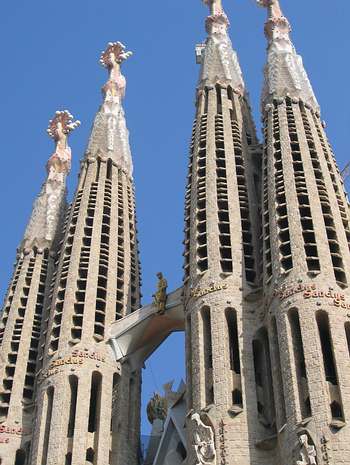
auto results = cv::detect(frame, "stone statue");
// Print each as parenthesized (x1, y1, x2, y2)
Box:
(146, 393, 168, 424)
(191, 412, 216, 465)
(153, 272, 168, 314)
(296, 434, 317, 465)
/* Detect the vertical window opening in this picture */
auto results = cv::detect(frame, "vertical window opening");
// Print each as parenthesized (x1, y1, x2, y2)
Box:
(186, 315, 193, 409)
(65, 453, 72, 465)
(216, 84, 222, 114)
(288, 309, 311, 419)
(204, 88, 209, 114)
(15, 450, 26, 465)
(270, 317, 286, 426)
(316, 311, 344, 420)
(88, 372, 102, 433)
(201, 307, 213, 406)
(202, 307, 212, 369)
(226, 309, 242, 408)
(317, 311, 337, 384)
(111, 373, 120, 432)
(67, 375, 78, 438)
(226, 309, 240, 373)
(252, 328, 276, 431)
(42, 386, 54, 465)
(95, 158, 101, 182)
(86, 448, 94, 463)
(107, 159, 113, 180)
(345, 322, 350, 356)
(128, 377, 135, 440)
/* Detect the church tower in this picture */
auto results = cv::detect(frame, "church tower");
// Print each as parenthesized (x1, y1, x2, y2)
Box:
(29, 42, 141, 465)
(257, 0, 350, 463)
(0, 110, 80, 465)
(183, 1, 267, 464)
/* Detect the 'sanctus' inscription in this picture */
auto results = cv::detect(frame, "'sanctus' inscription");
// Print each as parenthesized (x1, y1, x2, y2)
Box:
(273, 282, 350, 309)
(0, 425, 30, 444)
(191, 282, 228, 299)
(41, 350, 106, 380)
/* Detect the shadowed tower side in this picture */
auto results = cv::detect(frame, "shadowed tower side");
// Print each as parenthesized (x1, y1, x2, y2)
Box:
(258, 0, 350, 463)
(183, 1, 272, 464)
(30, 43, 142, 465)
(0, 111, 79, 465)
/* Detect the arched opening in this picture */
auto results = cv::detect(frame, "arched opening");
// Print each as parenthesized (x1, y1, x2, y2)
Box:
(201, 306, 213, 406)
(345, 322, 350, 356)
(111, 373, 120, 433)
(226, 308, 242, 408)
(88, 372, 102, 433)
(252, 327, 276, 431)
(65, 452, 72, 465)
(288, 309, 311, 419)
(68, 375, 78, 437)
(107, 158, 113, 181)
(86, 448, 94, 463)
(42, 386, 54, 465)
(316, 310, 344, 420)
(270, 317, 286, 426)
(15, 449, 26, 465)
(141, 332, 185, 465)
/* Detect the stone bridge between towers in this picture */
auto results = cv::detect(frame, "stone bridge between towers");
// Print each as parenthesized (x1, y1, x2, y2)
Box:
(108, 287, 185, 370)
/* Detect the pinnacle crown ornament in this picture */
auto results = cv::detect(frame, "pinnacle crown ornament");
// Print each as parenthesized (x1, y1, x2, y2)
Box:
(99, 42, 132, 69)
(46, 110, 80, 177)
(47, 110, 81, 142)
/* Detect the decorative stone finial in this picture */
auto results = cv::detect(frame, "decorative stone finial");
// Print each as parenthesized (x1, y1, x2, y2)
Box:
(47, 110, 80, 143)
(99, 42, 132, 101)
(99, 41, 132, 68)
(46, 111, 80, 178)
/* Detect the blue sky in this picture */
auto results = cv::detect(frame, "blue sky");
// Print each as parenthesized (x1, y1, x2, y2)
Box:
(0, 0, 349, 435)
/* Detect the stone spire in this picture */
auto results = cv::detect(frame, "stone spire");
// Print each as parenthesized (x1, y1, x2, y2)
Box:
(197, 0, 245, 94)
(86, 42, 134, 176)
(22, 110, 80, 252)
(257, 0, 319, 111)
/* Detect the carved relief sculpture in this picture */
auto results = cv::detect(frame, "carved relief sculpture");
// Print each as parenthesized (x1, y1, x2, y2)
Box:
(191, 413, 216, 465)
(296, 435, 317, 465)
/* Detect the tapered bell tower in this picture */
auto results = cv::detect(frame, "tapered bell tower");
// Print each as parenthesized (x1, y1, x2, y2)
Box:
(183, 1, 267, 464)
(0, 110, 79, 465)
(30, 42, 142, 465)
(257, 0, 350, 463)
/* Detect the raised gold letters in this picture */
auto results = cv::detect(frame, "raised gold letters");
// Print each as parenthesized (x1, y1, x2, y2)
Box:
(190, 282, 228, 299)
